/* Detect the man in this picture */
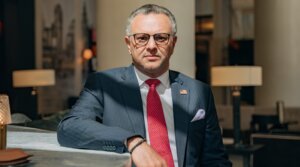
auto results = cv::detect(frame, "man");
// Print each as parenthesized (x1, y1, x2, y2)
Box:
(57, 4, 231, 167)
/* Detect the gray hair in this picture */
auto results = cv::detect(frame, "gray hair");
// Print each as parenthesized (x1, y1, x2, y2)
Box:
(125, 4, 177, 36)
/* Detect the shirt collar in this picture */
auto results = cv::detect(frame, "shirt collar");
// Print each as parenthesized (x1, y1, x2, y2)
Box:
(134, 66, 170, 88)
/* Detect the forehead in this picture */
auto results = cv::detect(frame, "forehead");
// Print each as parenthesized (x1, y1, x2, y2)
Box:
(130, 13, 172, 34)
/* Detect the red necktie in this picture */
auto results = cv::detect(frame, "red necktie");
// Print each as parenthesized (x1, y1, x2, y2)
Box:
(146, 79, 174, 167)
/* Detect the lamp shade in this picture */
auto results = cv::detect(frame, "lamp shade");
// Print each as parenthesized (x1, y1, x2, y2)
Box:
(211, 66, 262, 86)
(12, 69, 55, 88)
(0, 94, 12, 125)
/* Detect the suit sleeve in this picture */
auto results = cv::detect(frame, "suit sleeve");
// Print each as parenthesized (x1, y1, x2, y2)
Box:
(200, 88, 232, 166)
(57, 73, 136, 153)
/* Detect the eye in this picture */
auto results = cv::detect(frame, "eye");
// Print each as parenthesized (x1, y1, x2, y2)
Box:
(135, 34, 149, 42)
(154, 34, 169, 42)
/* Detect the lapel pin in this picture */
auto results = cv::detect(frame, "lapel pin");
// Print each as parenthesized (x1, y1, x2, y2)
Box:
(180, 89, 188, 95)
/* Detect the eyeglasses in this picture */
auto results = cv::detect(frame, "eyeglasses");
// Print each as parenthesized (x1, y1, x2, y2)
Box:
(129, 33, 172, 46)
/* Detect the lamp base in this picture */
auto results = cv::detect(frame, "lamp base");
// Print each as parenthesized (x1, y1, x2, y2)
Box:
(233, 142, 245, 149)
(0, 124, 7, 150)
(232, 86, 241, 145)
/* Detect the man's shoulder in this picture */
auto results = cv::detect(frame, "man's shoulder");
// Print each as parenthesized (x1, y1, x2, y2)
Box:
(96, 66, 128, 75)
(90, 66, 131, 78)
(169, 70, 210, 88)
(85, 67, 130, 85)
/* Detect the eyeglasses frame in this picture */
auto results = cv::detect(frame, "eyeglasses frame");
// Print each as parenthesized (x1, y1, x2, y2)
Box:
(128, 33, 175, 46)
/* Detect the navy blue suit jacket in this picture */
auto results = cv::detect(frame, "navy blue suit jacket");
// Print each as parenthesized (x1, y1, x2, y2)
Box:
(57, 65, 231, 167)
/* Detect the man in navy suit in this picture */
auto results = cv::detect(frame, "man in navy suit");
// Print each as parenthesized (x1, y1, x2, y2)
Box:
(57, 4, 231, 167)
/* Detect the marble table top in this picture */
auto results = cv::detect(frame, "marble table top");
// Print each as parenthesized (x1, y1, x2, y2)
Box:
(6, 125, 131, 167)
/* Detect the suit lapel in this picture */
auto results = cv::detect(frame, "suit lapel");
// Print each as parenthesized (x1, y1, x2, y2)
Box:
(170, 71, 190, 167)
(119, 66, 146, 138)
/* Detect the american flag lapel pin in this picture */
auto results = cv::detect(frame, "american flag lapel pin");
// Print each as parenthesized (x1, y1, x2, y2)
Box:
(180, 89, 188, 95)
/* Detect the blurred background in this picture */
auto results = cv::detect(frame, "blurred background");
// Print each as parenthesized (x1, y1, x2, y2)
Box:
(1, 0, 300, 166)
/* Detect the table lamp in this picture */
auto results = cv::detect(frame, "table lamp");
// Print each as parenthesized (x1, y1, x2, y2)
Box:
(12, 69, 55, 118)
(211, 66, 262, 147)
(12, 69, 55, 95)
(0, 94, 12, 149)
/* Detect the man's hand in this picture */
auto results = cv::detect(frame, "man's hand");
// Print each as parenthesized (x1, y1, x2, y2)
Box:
(127, 137, 167, 167)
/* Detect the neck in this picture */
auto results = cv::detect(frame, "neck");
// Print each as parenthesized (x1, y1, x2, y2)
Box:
(133, 64, 169, 78)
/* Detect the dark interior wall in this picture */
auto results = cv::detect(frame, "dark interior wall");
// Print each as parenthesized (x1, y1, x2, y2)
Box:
(0, 1, 4, 86)
(0, 0, 37, 119)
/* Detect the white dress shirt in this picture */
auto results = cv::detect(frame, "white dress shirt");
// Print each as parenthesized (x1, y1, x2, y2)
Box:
(134, 67, 178, 167)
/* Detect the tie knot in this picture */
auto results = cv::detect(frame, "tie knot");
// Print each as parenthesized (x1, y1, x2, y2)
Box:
(145, 79, 161, 88)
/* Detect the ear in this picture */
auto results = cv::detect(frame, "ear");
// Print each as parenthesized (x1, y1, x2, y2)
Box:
(124, 36, 132, 55)
(169, 36, 177, 55)
(172, 36, 177, 47)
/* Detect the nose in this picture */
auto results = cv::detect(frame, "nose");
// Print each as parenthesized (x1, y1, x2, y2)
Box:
(146, 36, 157, 52)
